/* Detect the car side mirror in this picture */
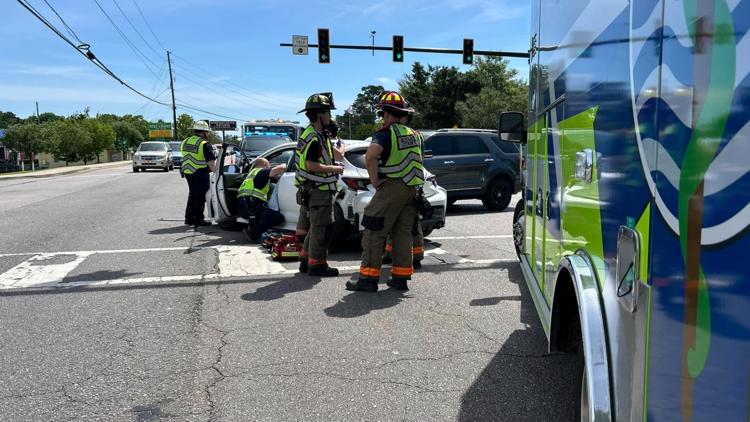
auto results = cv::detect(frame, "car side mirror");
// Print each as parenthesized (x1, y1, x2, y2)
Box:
(498, 111, 526, 144)
(424, 150, 434, 158)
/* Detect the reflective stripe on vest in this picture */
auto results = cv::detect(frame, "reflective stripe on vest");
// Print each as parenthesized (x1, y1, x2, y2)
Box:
(237, 167, 270, 202)
(380, 124, 425, 186)
(180, 136, 208, 175)
(294, 125, 338, 191)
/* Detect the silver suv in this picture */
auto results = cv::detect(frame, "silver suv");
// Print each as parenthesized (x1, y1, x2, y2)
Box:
(423, 128, 521, 210)
(132, 141, 173, 172)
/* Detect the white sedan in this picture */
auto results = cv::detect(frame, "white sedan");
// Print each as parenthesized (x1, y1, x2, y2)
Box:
(207, 140, 447, 240)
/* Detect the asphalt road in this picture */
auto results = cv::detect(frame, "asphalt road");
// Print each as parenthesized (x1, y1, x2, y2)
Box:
(0, 164, 577, 421)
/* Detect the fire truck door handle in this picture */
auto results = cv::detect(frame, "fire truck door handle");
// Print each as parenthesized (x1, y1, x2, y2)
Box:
(443, 160, 455, 165)
(484, 158, 494, 162)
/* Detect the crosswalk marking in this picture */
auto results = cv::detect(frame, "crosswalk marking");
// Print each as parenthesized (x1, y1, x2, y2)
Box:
(0, 252, 91, 289)
(0, 244, 517, 291)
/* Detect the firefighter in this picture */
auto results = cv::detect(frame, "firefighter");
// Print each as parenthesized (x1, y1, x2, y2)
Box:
(236, 157, 286, 242)
(383, 101, 425, 268)
(181, 120, 217, 227)
(295, 92, 345, 277)
(346, 92, 424, 292)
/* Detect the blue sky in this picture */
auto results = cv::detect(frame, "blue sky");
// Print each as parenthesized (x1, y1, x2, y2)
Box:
(1, 0, 531, 130)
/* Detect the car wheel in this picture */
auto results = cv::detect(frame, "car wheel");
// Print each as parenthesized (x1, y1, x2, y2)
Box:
(512, 198, 525, 257)
(421, 226, 433, 238)
(482, 177, 513, 211)
(132, 167, 138, 173)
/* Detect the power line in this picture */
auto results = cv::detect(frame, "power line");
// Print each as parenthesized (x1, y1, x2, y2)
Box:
(17, 0, 169, 106)
(176, 103, 244, 121)
(92, 0, 162, 78)
(109, 0, 162, 59)
(42, 0, 83, 44)
(130, 0, 166, 51)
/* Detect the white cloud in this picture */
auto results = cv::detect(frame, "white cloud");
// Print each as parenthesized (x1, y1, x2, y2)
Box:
(376, 76, 398, 88)
(1, 64, 93, 77)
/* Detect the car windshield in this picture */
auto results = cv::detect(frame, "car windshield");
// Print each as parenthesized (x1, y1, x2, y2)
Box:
(138, 143, 167, 152)
(345, 149, 367, 169)
(169, 141, 182, 152)
(241, 135, 293, 156)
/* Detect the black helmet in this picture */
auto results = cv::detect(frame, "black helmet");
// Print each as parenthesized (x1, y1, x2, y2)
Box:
(298, 92, 336, 113)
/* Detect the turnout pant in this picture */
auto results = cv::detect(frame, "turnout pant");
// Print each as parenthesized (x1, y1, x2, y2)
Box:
(297, 184, 335, 267)
(239, 197, 285, 240)
(184, 172, 210, 224)
(385, 217, 424, 262)
(360, 179, 418, 281)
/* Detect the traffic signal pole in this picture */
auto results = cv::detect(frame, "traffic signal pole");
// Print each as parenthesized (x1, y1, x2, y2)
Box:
(279, 42, 529, 59)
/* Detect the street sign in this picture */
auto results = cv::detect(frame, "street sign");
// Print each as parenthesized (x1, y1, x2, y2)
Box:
(148, 122, 172, 130)
(149, 130, 173, 138)
(209, 121, 237, 131)
(293, 35, 308, 55)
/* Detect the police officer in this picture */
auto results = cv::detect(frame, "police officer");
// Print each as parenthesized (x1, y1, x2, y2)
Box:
(346, 92, 425, 292)
(236, 157, 286, 242)
(181, 120, 217, 227)
(295, 93, 345, 277)
(383, 101, 425, 268)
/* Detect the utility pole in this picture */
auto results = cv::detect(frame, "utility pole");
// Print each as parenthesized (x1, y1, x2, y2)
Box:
(167, 51, 178, 141)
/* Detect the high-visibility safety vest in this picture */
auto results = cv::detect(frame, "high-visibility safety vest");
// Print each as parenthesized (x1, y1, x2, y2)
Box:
(379, 123, 425, 186)
(294, 125, 338, 191)
(237, 167, 270, 202)
(180, 136, 208, 175)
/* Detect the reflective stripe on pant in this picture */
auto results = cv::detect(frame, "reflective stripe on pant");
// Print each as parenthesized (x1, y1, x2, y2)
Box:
(299, 186, 335, 264)
(385, 215, 423, 261)
(360, 179, 417, 279)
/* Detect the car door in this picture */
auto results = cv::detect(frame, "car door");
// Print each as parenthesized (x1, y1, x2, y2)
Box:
(453, 134, 493, 190)
(262, 146, 298, 230)
(423, 134, 461, 191)
(213, 144, 244, 220)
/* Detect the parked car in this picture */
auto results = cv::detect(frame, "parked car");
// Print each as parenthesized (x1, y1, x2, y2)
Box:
(422, 128, 521, 210)
(132, 141, 173, 172)
(207, 140, 448, 241)
(168, 141, 183, 169)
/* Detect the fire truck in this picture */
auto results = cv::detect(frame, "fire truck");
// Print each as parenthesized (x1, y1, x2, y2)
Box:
(500, 0, 749, 419)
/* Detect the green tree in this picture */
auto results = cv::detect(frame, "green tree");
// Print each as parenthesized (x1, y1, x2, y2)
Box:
(176, 113, 195, 140)
(120, 114, 149, 140)
(0, 111, 21, 128)
(111, 121, 144, 154)
(351, 85, 385, 124)
(83, 119, 115, 163)
(456, 57, 528, 128)
(48, 120, 89, 166)
(3, 123, 47, 169)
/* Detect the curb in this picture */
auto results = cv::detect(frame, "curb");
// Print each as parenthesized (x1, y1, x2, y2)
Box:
(0, 161, 130, 180)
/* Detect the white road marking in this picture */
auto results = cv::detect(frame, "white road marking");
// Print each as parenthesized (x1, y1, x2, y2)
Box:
(215, 245, 292, 277)
(0, 252, 92, 289)
(0, 243, 518, 291)
(426, 235, 513, 240)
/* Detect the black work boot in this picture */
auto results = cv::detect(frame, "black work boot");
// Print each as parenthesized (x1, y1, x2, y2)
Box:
(413, 259, 422, 270)
(298, 259, 309, 274)
(345, 278, 378, 292)
(387, 277, 409, 291)
(308, 265, 339, 277)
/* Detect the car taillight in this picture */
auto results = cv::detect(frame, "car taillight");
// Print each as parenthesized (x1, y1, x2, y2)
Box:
(342, 177, 369, 191)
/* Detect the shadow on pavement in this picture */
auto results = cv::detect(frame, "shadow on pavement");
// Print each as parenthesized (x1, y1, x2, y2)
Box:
(324, 288, 408, 318)
(241, 276, 321, 302)
(62, 269, 143, 283)
(457, 261, 578, 421)
(148, 225, 195, 235)
(446, 203, 513, 216)
(468, 296, 522, 306)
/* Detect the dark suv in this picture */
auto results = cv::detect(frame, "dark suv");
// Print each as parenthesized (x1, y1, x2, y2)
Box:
(423, 129, 520, 210)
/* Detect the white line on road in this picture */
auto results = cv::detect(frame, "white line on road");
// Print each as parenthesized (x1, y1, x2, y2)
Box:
(426, 235, 513, 240)
(0, 252, 92, 289)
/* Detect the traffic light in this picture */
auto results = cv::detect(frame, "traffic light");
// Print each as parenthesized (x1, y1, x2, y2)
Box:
(318, 28, 330, 64)
(462, 38, 474, 65)
(393, 35, 404, 62)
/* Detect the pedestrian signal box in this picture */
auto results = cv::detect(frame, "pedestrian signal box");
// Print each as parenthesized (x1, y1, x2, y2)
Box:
(393, 35, 404, 62)
(463, 39, 474, 65)
(318, 28, 330, 64)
